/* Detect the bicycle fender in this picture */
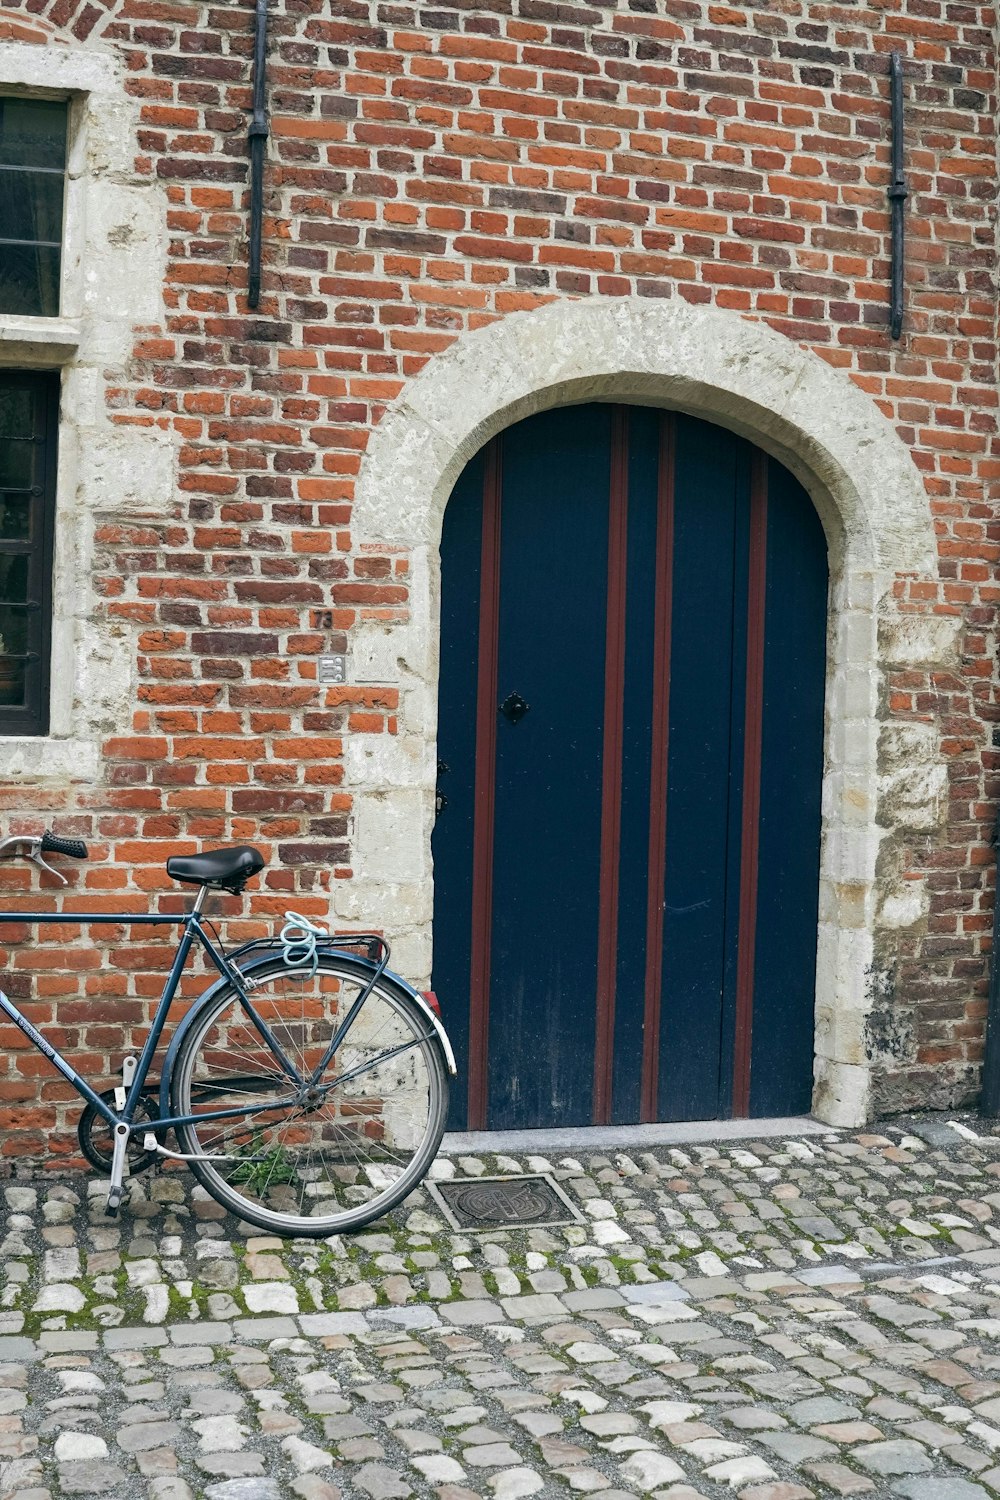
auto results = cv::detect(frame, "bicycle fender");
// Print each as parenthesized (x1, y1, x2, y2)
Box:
(159, 947, 457, 1120)
(385, 972, 458, 1077)
(324, 954, 458, 1077)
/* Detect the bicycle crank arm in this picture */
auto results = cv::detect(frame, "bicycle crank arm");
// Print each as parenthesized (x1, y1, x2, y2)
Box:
(142, 1134, 273, 1164)
(106, 1122, 131, 1217)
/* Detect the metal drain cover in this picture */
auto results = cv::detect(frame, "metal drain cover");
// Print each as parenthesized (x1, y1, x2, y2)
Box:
(426, 1173, 584, 1231)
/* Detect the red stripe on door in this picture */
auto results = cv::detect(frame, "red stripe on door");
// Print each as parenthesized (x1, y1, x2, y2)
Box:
(732, 448, 768, 1118)
(640, 412, 675, 1123)
(467, 438, 503, 1131)
(593, 407, 629, 1126)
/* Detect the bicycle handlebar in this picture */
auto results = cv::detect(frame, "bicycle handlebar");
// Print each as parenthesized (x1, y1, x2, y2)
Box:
(0, 830, 89, 882)
(40, 833, 88, 859)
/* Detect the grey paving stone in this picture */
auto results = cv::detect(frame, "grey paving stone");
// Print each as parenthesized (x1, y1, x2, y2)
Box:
(54, 1435, 108, 1462)
(291, 1480, 341, 1500)
(298, 1313, 369, 1336)
(586, 1491, 642, 1500)
(463, 1444, 523, 1467)
(758, 1433, 837, 1464)
(367, 1308, 442, 1329)
(38, 1332, 99, 1353)
(620, 1449, 687, 1487)
(853, 1441, 934, 1476)
(620, 1283, 691, 1304)
(116, 1421, 184, 1453)
(800, 1459, 874, 1494)
(197, 1456, 267, 1479)
(355, 1384, 404, 1405)
(231, 1318, 299, 1340)
(282, 1435, 334, 1473)
(500, 1294, 566, 1322)
(353, 1464, 412, 1499)
(486, 1468, 543, 1499)
(168, 1322, 233, 1345)
(183, 1390, 245, 1417)
(204, 1483, 281, 1500)
(893, 1482, 991, 1500)
(103, 1327, 168, 1350)
(723, 1408, 789, 1433)
(0, 1338, 38, 1363)
(789, 1397, 861, 1426)
(440, 1301, 502, 1326)
(742, 1372, 824, 1401)
(150, 1481, 195, 1500)
(561, 1290, 627, 1311)
(58, 1461, 128, 1493)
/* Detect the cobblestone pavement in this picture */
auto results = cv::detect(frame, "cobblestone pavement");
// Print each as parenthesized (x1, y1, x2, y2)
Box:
(10, 1125, 1000, 1500)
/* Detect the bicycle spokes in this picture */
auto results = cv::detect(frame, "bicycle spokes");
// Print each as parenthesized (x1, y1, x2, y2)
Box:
(173, 957, 444, 1230)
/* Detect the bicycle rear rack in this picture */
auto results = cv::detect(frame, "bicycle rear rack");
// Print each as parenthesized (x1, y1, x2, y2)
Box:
(226, 931, 388, 967)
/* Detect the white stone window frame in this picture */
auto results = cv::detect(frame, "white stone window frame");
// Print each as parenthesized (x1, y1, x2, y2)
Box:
(0, 43, 172, 779)
(350, 298, 945, 1128)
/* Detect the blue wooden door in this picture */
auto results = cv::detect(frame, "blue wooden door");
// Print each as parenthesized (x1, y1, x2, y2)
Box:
(433, 405, 828, 1131)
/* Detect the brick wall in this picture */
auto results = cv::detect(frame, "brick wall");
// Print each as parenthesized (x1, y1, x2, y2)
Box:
(0, 0, 997, 1157)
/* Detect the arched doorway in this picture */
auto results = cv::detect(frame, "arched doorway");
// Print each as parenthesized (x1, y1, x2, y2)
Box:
(432, 403, 829, 1132)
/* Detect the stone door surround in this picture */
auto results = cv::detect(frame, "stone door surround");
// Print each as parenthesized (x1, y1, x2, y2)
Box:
(349, 297, 941, 1128)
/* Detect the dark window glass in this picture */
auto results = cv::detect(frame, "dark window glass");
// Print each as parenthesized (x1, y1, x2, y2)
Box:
(0, 371, 57, 735)
(0, 98, 67, 317)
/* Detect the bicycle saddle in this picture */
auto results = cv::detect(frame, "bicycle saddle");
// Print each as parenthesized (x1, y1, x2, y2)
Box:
(166, 845, 265, 892)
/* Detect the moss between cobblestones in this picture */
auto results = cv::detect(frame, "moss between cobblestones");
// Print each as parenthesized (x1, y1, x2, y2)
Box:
(113, 1264, 146, 1322)
(186, 1279, 215, 1318)
(606, 1253, 642, 1282)
(20, 1270, 138, 1339)
(312, 1246, 340, 1283)
(283, 1259, 321, 1313)
(165, 1280, 189, 1321)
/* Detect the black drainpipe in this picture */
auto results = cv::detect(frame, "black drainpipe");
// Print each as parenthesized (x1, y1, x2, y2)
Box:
(247, 0, 269, 309)
(888, 51, 908, 341)
(982, 811, 1000, 1115)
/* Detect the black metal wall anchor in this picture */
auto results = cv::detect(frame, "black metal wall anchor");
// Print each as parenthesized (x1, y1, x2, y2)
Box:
(500, 692, 529, 725)
(981, 809, 1000, 1116)
(247, 0, 270, 310)
(435, 760, 449, 816)
(888, 50, 908, 341)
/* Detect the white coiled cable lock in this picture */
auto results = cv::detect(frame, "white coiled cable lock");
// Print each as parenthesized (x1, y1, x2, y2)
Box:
(279, 911, 329, 977)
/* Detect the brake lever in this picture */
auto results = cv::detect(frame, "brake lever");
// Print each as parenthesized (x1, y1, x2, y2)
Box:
(27, 841, 67, 886)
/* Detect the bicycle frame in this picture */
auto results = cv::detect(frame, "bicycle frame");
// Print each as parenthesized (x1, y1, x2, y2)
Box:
(0, 889, 326, 1138)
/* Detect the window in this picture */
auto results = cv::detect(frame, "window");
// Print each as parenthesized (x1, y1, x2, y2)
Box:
(0, 97, 68, 317)
(0, 372, 57, 735)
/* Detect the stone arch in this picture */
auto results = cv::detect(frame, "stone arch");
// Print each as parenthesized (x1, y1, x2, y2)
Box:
(346, 298, 940, 1128)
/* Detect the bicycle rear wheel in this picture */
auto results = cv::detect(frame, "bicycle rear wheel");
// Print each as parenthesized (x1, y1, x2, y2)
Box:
(170, 953, 448, 1236)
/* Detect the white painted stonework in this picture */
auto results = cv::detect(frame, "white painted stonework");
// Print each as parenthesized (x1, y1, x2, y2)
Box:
(350, 297, 941, 1128)
(0, 43, 172, 778)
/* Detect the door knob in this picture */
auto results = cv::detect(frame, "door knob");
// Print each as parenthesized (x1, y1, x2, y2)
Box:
(500, 693, 529, 724)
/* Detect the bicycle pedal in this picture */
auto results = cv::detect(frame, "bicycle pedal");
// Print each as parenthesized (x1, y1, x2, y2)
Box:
(105, 1185, 125, 1217)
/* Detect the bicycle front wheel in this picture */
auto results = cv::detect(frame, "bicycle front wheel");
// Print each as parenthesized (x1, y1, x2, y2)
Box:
(171, 953, 449, 1236)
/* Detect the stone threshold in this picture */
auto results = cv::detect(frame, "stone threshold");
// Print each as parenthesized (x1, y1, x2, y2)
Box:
(440, 1114, 835, 1155)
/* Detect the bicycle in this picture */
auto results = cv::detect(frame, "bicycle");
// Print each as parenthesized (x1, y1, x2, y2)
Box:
(0, 833, 455, 1237)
